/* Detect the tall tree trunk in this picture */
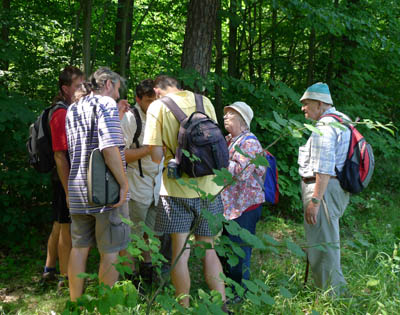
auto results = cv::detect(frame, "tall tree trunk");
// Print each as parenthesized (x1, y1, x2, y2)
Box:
(125, 0, 134, 75)
(113, 0, 132, 78)
(270, 0, 277, 83)
(214, 2, 223, 125)
(181, 0, 219, 91)
(1, 0, 11, 71)
(82, 0, 92, 79)
(257, 0, 263, 79)
(326, 0, 339, 86)
(70, 3, 82, 67)
(91, 1, 112, 74)
(248, 3, 255, 82)
(228, 0, 238, 78)
(306, 27, 316, 86)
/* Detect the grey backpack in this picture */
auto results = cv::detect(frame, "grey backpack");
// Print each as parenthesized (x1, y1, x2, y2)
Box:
(161, 94, 229, 177)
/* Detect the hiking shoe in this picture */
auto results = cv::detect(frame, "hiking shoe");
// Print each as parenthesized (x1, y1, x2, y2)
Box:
(41, 269, 58, 283)
(57, 276, 68, 294)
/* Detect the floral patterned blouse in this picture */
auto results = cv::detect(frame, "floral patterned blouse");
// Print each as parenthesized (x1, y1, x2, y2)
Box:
(221, 131, 266, 220)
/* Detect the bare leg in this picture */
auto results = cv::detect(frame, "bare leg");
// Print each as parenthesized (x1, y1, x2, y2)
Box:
(99, 252, 120, 287)
(68, 247, 90, 301)
(142, 232, 152, 263)
(171, 233, 191, 307)
(58, 223, 71, 276)
(195, 235, 226, 302)
(45, 221, 61, 269)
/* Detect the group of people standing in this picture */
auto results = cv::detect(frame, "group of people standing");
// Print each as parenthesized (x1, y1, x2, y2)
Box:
(42, 65, 351, 309)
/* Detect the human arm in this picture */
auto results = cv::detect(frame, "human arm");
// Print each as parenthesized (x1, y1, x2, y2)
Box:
(149, 145, 164, 164)
(304, 173, 331, 225)
(54, 150, 70, 207)
(102, 146, 129, 208)
(125, 146, 151, 163)
(228, 138, 261, 181)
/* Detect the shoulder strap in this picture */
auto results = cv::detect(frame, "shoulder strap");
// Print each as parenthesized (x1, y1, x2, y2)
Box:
(131, 107, 142, 146)
(89, 104, 97, 148)
(130, 107, 144, 178)
(194, 93, 205, 113)
(320, 113, 343, 123)
(161, 96, 187, 122)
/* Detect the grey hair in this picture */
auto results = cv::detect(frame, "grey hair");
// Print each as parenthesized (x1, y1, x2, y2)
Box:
(89, 67, 126, 92)
(235, 111, 250, 131)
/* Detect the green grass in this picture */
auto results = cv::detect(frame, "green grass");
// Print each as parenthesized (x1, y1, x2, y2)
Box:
(1, 190, 400, 314)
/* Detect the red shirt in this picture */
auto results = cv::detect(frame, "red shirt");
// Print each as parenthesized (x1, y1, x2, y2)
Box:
(50, 108, 68, 152)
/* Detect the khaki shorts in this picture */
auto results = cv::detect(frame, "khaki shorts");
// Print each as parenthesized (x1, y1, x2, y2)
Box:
(71, 203, 130, 253)
(128, 199, 162, 237)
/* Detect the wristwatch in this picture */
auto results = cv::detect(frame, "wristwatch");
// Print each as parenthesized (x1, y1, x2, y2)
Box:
(311, 197, 321, 204)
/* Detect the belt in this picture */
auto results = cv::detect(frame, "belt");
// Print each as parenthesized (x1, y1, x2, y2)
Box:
(302, 177, 316, 184)
(302, 176, 337, 184)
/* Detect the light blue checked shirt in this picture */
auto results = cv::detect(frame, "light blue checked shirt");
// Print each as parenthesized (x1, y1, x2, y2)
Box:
(298, 107, 351, 178)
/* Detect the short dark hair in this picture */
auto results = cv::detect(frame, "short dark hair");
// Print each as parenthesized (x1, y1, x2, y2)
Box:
(154, 75, 181, 90)
(136, 79, 155, 99)
(53, 66, 83, 105)
(59, 66, 83, 93)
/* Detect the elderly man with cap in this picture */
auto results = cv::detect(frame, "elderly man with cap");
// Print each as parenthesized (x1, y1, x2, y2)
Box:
(221, 101, 266, 301)
(298, 82, 351, 296)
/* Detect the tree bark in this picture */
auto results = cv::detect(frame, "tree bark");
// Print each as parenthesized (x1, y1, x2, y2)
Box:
(113, 0, 132, 78)
(306, 27, 316, 86)
(228, 0, 238, 78)
(270, 1, 277, 83)
(181, 0, 219, 90)
(214, 2, 223, 125)
(257, 0, 263, 79)
(82, 0, 92, 79)
(326, 0, 339, 86)
(1, 0, 11, 71)
(70, 3, 82, 66)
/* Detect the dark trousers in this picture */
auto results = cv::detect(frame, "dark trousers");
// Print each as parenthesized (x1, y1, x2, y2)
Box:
(223, 205, 262, 288)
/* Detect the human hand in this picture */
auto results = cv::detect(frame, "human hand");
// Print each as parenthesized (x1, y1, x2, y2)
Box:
(112, 183, 129, 208)
(117, 99, 130, 120)
(305, 201, 320, 225)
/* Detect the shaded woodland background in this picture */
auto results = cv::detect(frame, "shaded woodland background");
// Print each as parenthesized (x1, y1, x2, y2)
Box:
(1, 0, 399, 250)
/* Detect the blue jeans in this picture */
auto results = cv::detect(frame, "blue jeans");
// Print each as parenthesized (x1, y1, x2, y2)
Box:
(223, 206, 262, 288)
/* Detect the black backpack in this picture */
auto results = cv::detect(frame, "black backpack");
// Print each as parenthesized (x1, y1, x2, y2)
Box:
(26, 102, 67, 173)
(129, 106, 144, 178)
(161, 93, 229, 177)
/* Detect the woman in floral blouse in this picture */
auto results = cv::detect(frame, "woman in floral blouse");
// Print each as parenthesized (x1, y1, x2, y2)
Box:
(221, 101, 266, 301)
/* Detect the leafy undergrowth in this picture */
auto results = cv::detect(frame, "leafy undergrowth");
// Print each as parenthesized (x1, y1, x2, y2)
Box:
(1, 191, 399, 314)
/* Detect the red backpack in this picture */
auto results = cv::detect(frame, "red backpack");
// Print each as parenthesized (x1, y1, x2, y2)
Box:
(321, 114, 375, 194)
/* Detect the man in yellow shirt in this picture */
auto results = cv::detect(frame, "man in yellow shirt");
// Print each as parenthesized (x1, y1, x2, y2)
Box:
(143, 75, 226, 307)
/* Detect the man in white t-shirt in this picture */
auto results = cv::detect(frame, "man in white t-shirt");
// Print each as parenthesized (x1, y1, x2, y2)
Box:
(120, 79, 164, 281)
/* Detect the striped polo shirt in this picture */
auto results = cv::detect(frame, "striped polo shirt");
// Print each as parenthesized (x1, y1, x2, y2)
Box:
(66, 94, 128, 215)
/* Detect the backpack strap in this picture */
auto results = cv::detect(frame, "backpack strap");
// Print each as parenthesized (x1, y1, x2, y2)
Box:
(320, 113, 343, 123)
(89, 104, 97, 148)
(131, 107, 144, 178)
(161, 96, 187, 122)
(194, 93, 205, 113)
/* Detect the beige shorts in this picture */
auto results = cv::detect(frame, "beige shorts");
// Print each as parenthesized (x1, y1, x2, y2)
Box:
(128, 199, 162, 237)
(71, 203, 130, 253)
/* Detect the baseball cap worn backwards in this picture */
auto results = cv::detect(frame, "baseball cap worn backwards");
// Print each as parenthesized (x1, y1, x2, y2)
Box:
(300, 82, 333, 105)
(224, 101, 254, 128)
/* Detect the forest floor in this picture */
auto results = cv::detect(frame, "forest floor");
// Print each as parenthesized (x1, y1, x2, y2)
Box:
(1, 191, 399, 314)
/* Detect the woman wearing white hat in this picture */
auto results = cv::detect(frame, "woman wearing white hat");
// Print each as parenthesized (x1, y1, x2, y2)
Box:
(221, 101, 266, 301)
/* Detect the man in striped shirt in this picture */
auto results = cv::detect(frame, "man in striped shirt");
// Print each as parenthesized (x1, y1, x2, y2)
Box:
(66, 67, 130, 301)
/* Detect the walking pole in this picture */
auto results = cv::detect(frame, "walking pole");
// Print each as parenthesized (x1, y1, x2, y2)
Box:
(304, 256, 310, 287)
